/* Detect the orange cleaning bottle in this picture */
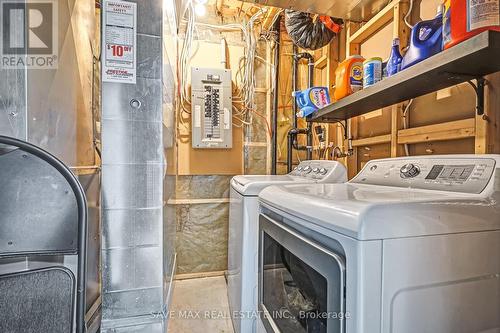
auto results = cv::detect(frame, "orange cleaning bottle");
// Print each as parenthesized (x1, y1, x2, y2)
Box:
(334, 55, 365, 101)
(443, 0, 500, 49)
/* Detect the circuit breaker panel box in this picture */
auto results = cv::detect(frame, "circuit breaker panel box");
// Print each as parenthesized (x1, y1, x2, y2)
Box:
(191, 67, 232, 149)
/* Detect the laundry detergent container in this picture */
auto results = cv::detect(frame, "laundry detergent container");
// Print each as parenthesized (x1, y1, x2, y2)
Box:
(443, 0, 500, 49)
(401, 12, 443, 70)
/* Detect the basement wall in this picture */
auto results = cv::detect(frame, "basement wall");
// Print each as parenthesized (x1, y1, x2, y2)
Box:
(173, 5, 272, 275)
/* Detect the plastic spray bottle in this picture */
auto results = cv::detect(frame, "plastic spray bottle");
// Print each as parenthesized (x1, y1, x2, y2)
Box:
(386, 38, 403, 76)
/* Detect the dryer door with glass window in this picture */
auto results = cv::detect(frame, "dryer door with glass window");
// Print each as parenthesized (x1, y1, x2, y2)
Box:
(258, 214, 346, 333)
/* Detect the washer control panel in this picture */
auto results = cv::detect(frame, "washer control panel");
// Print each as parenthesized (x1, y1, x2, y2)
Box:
(351, 156, 498, 194)
(289, 160, 347, 183)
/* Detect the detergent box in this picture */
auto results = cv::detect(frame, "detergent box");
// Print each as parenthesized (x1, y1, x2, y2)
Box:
(293, 87, 331, 118)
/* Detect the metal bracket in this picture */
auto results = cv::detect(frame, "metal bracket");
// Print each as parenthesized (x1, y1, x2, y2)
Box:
(445, 73, 487, 116)
(467, 77, 487, 116)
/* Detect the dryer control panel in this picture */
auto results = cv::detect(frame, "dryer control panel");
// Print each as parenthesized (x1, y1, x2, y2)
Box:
(351, 156, 499, 194)
(289, 160, 347, 183)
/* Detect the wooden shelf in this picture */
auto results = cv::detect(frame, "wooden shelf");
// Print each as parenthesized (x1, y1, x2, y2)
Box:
(309, 31, 500, 122)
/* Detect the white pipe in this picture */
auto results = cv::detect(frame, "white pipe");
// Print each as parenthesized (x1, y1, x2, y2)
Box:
(221, 38, 227, 68)
(404, 0, 414, 28)
(402, 99, 414, 156)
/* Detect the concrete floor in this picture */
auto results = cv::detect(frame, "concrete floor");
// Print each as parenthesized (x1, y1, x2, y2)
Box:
(167, 276, 235, 333)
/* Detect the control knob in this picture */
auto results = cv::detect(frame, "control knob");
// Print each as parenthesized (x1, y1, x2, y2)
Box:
(312, 167, 320, 174)
(303, 166, 312, 174)
(400, 163, 420, 178)
(319, 168, 328, 175)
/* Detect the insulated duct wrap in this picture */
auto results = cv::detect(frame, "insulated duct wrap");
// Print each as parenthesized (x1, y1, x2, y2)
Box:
(284, 10, 342, 50)
(100, 1, 169, 332)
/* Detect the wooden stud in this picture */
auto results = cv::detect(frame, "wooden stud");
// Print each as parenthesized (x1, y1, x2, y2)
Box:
(314, 55, 328, 69)
(70, 166, 100, 176)
(327, 36, 343, 158)
(167, 198, 231, 205)
(487, 73, 500, 153)
(345, 22, 362, 177)
(390, 0, 410, 157)
(328, 38, 340, 93)
(346, 118, 359, 179)
(346, 22, 362, 56)
(175, 270, 226, 280)
(348, 0, 407, 45)
(266, 41, 273, 173)
(391, 105, 404, 157)
(475, 112, 489, 154)
(476, 73, 500, 154)
(352, 134, 391, 147)
(245, 142, 268, 147)
(393, 0, 410, 47)
(325, 43, 336, 156)
(398, 118, 476, 144)
(261, 7, 281, 31)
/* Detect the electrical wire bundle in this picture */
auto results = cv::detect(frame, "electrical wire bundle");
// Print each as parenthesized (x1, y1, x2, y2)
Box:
(177, 2, 275, 136)
(178, 1, 198, 118)
(238, 11, 264, 124)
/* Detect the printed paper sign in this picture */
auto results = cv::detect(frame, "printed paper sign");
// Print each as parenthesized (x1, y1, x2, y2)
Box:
(102, 0, 136, 83)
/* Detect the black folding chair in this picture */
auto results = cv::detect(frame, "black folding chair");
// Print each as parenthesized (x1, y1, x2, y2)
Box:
(0, 135, 87, 333)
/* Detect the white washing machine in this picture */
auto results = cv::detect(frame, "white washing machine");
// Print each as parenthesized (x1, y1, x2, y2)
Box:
(228, 160, 347, 333)
(257, 155, 500, 333)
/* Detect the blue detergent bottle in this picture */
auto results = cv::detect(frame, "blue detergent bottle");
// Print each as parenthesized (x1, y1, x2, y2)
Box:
(401, 8, 443, 70)
(293, 87, 331, 118)
(386, 38, 403, 76)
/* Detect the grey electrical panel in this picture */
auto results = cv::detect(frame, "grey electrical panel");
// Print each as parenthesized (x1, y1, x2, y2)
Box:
(191, 67, 232, 149)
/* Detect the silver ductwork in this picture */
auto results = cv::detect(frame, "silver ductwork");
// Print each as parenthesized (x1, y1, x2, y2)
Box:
(100, 0, 176, 332)
(0, 69, 27, 140)
(243, 0, 389, 22)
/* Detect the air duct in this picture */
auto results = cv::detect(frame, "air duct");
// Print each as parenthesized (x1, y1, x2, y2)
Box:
(284, 10, 343, 50)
